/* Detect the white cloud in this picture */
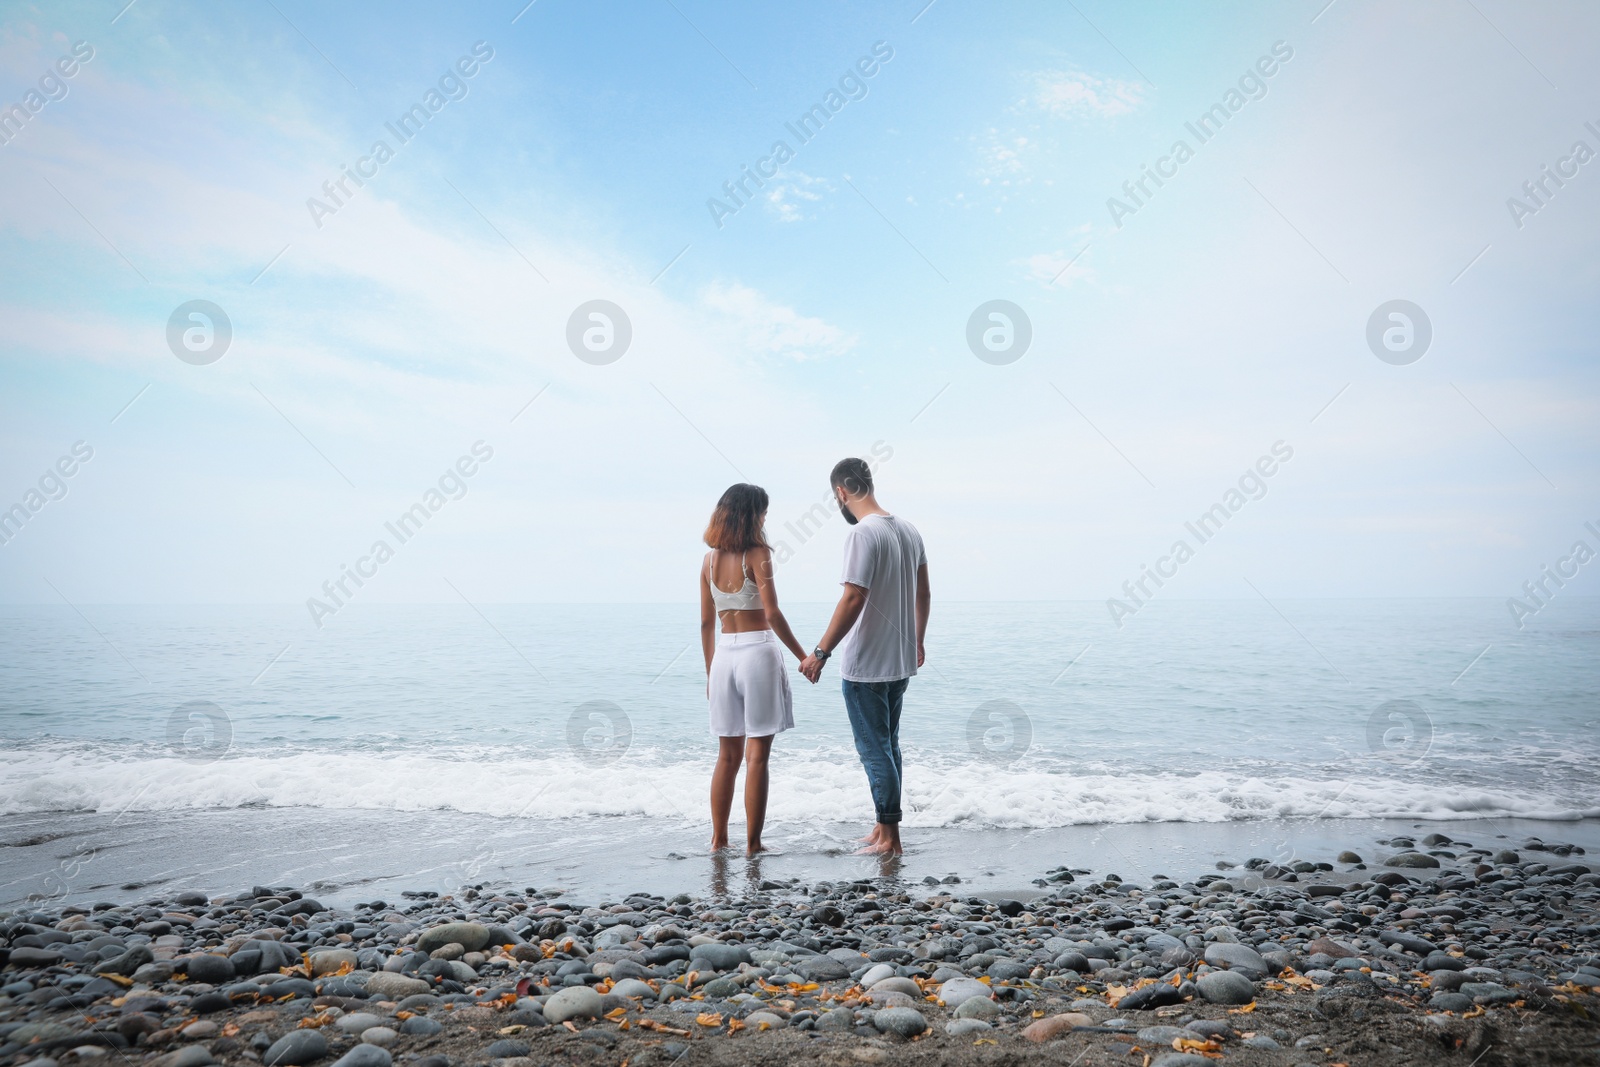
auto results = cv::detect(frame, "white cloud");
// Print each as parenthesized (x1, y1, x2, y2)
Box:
(700, 281, 856, 362)
(763, 171, 831, 223)
(1024, 247, 1094, 287)
(1034, 69, 1143, 120)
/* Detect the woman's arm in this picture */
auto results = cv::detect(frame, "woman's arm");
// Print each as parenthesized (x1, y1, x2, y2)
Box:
(699, 553, 717, 676)
(749, 547, 807, 661)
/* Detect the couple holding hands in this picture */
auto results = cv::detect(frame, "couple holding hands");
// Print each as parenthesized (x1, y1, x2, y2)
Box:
(698, 458, 929, 857)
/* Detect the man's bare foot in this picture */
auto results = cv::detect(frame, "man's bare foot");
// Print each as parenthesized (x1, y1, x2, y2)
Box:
(859, 826, 884, 844)
(853, 838, 902, 856)
(747, 842, 767, 855)
(710, 837, 729, 851)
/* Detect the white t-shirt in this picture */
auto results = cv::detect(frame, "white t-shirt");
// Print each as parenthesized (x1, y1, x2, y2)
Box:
(837, 513, 927, 683)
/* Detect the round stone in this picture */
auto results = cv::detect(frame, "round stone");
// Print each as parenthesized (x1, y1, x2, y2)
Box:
(796, 956, 850, 982)
(690, 943, 752, 971)
(182, 954, 235, 985)
(700, 977, 739, 998)
(1196, 969, 1256, 1005)
(416, 922, 491, 955)
(937, 976, 991, 1008)
(309, 950, 358, 976)
(335, 1014, 385, 1035)
(365, 973, 430, 999)
(815, 1007, 856, 1032)
(609, 978, 655, 1000)
(1053, 951, 1092, 973)
(954, 996, 999, 1020)
(263, 1030, 327, 1067)
(870, 976, 922, 997)
(1202, 943, 1268, 977)
(542, 985, 604, 1024)
(872, 1006, 928, 1038)
(859, 964, 896, 988)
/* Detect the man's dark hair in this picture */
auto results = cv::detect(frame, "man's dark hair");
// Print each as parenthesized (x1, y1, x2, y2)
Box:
(830, 457, 873, 497)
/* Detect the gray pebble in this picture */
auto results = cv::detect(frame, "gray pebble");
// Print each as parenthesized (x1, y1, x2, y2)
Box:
(263, 1030, 327, 1067)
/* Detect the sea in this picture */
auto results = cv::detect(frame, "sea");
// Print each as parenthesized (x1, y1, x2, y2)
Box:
(2, 598, 1597, 908)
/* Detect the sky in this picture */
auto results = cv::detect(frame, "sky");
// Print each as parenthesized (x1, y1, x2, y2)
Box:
(0, 0, 1596, 610)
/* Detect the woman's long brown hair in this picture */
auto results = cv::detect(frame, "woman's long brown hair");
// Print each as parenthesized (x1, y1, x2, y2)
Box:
(703, 483, 769, 551)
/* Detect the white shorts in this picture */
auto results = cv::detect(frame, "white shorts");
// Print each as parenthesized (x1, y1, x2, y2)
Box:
(708, 630, 794, 738)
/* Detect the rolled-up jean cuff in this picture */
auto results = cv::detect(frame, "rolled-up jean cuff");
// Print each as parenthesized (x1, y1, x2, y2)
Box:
(877, 810, 902, 825)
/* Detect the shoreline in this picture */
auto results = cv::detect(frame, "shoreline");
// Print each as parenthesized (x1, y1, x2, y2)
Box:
(3, 823, 1599, 1066)
(6, 809, 1600, 912)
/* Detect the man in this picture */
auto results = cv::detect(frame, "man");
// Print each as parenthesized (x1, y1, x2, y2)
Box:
(800, 458, 929, 856)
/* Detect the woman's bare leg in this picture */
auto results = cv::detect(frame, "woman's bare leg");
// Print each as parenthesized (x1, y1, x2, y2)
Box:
(743, 734, 774, 854)
(710, 737, 743, 850)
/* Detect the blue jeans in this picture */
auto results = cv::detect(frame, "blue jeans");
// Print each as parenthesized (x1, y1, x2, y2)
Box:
(842, 678, 909, 825)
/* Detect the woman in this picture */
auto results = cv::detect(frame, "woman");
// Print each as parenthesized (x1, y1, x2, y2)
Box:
(700, 483, 806, 854)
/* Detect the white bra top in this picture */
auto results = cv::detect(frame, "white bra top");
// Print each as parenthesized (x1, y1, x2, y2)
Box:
(707, 550, 762, 611)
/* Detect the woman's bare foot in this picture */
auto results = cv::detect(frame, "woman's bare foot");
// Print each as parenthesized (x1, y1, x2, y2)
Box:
(747, 841, 767, 855)
(710, 836, 729, 851)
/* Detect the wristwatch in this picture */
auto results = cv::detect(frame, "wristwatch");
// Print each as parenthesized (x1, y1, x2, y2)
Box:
(813, 647, 831, 662)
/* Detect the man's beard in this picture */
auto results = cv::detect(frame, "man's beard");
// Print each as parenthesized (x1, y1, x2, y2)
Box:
(839, 498, 858, 525)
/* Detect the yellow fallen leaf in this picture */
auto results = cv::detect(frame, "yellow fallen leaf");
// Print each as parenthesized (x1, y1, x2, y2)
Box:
(1173, 1036, 1223, 1058)
(727, 1018, 746, 1033)
(696, 1012, 723, 1027)
(496, 1025, 526, 1036)
(604, 1007, 627, 1020)
(638, 1019, 690, 1036)
(1228, 1002, 1257, 1014)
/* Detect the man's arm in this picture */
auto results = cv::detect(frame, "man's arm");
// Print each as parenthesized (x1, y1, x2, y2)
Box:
(915, 562, 930, 667)
(800, 583, 868, 682)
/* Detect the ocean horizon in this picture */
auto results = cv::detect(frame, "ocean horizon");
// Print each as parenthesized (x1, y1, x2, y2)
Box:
(6, 598, 1595, 852)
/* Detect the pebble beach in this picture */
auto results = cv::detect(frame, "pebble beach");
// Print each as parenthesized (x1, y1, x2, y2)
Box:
(4, 828, 1599, 1067)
